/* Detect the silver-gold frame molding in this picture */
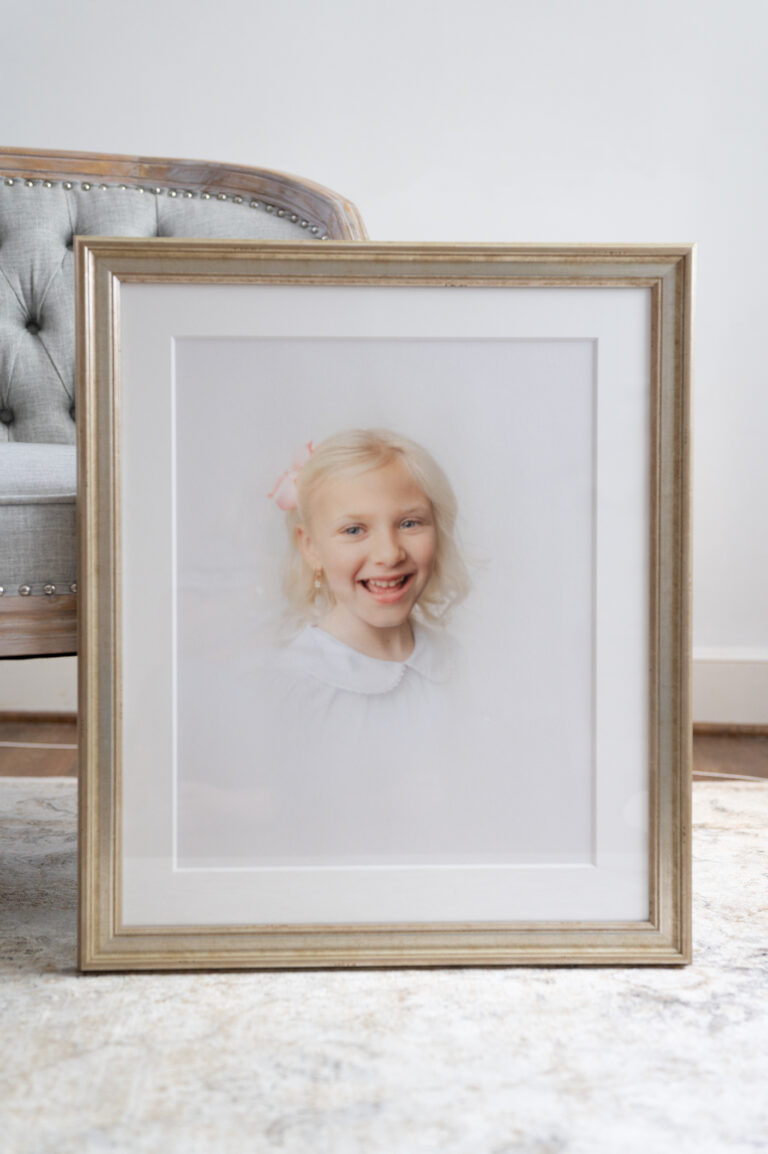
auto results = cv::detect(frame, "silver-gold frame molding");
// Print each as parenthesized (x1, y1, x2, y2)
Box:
(77, 240, 693, 970)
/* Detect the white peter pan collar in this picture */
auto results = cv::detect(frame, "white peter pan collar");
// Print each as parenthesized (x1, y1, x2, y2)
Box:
(286, 622, 455, 695)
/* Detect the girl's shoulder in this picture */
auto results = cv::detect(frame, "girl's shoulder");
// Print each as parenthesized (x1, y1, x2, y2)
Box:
(408, 622, 463, 685)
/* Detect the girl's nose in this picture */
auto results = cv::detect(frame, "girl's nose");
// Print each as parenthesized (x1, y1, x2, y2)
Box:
(373, 529, 406, 566)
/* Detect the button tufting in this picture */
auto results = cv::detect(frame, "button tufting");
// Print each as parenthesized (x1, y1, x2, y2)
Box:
(69, 404, 76, 420)
(26, 320, 40, 335)
(0, 409, 13, 425)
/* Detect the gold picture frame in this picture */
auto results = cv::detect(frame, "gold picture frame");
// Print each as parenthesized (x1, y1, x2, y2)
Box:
(77, 240, 693, 970)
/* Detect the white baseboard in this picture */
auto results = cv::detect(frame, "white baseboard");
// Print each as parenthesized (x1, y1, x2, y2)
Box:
(0, 656, 77, 713)
(1, 651, 765, 727)
(693, 649, 768, 726)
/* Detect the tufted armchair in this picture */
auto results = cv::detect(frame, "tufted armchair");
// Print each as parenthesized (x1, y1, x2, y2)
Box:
(0, 147, 366, 658)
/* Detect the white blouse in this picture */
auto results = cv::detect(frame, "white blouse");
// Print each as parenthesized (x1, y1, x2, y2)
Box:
(177, 623, 496, 867)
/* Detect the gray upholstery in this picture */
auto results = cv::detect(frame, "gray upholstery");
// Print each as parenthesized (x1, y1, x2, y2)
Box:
(0, 177, 324, 596)
(0, 444, 75, 594)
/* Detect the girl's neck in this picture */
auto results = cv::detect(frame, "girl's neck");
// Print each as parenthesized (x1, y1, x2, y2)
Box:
(317, 610, 415, 662)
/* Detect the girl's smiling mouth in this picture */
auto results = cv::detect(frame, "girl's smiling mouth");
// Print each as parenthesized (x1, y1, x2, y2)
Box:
(360, 574, 413, 602)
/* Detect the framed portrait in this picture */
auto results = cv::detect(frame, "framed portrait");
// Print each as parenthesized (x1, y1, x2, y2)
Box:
(76, 240, 693, 969)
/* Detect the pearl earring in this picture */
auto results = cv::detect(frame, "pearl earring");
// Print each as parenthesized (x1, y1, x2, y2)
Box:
(313, 568, 323, 591)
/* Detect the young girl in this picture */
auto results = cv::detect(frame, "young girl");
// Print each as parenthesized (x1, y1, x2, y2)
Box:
(180, 430, 479, 868)
(272, 428, 470, 709)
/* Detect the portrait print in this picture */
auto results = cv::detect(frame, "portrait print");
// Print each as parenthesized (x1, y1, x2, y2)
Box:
(173, 336, 596, 870)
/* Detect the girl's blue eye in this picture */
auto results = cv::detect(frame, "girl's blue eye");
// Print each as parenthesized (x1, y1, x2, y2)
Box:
(343, 526, 363, 536)
(401, 518, 420, 529)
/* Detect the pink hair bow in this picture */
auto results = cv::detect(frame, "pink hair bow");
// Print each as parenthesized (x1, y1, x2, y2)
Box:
(267, 441, 314, 511)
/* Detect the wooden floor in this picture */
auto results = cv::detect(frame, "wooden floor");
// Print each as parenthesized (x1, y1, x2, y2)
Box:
(0, 713, 78, 777)
(691, 728, 768, 782)
(1, 713, 767, 781)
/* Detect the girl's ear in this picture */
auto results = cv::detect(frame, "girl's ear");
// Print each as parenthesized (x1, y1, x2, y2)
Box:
(296, 524, 320, 569)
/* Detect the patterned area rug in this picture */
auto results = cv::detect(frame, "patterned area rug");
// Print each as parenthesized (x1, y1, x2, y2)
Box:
(1, 778, 767, 1154)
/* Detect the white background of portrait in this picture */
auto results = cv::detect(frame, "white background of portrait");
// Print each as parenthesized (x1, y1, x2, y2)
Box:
(116, 279, 650, 925)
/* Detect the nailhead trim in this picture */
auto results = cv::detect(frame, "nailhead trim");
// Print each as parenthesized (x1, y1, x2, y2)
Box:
(0, 581, 77, 597)
(0, 175, 328, 238)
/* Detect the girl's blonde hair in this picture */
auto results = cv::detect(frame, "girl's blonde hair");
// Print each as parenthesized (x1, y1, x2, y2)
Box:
(282, 428, 470, 631)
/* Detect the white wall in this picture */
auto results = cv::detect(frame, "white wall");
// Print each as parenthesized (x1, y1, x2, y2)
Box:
(3, 0, 767, 721)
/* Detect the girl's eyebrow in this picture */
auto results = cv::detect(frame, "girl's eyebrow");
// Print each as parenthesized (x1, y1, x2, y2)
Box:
(332, 512, 365, 524)
(331, 504, 432, 526)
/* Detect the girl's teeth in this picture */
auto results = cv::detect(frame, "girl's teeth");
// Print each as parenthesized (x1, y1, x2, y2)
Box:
(368, 578, 404, 588)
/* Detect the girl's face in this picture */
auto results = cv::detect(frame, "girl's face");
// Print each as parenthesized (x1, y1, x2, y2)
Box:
(297, 457, 437, 649)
